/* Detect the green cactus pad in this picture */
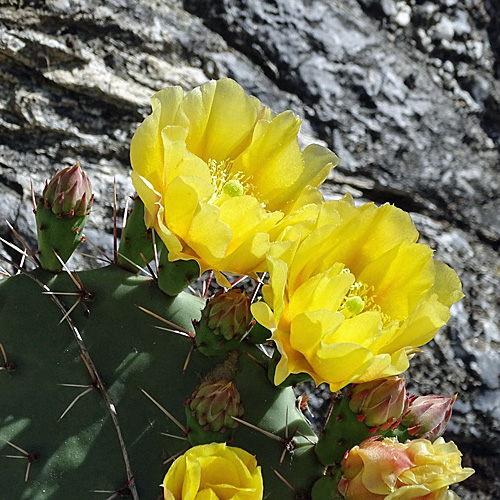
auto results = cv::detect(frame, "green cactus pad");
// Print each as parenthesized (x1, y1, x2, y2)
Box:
(35, 203, 89, 272)
(0, 265, 325, 499)
(116, 198, 155, 272)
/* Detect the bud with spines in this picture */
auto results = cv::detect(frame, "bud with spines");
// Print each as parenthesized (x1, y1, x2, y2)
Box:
(42, 163, 93, 218)
(348, 377, 408, 430)
(185, 379, 244, 445)
(195, 289, 252, 355)
(401, 394, 456, 441)
(36, 163, 93, 272)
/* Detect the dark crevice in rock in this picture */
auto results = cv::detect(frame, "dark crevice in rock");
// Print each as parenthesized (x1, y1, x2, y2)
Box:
(484, 0, 500, 79)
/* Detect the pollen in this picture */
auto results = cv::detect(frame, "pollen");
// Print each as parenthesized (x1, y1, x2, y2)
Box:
(207, 159, 259, 206)
(223, 179, 244, 197)
(344, 296, 365, 315)
(340, 268, 393, 326)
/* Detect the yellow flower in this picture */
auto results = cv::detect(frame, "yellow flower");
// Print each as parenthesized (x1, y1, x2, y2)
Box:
(163, 443, 263, 500)
(252, 195, 463, 391)
(338, 437, 474, 500)
(130, 78, 337, 285)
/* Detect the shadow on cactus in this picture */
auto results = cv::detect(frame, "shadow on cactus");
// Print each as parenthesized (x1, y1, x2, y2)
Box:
(0, 78, 473, 500)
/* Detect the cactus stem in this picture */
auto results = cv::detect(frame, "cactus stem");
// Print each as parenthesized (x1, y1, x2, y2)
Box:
(272, 468, 296, 492)
(58, 386, 95, 422)
(160, 432, 189, 442)
(3, 218, 41, 266)
(141, 388, 188, 435)
(139, 252, 158, 281)
(136, 305, 194, 338)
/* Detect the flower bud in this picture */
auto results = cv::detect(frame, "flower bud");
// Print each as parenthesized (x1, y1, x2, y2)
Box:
(42, 163, 93, 217)
(348, 376, 407, 428)
(338, 436, 474, 500)
(402, 394, 456, 441)
(202, 289, 252, 341)
(187, 379, 244, 433)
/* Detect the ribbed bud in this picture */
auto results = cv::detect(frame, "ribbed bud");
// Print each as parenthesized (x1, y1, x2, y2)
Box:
(402, 394, 456, 441)
(348, 376, 407, 428)
(42, 163, 93, 217)
(187, 380, 244, 433)
(202, 289, 252, 341)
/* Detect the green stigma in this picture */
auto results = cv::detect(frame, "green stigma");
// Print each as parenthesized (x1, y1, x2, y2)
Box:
(223, 179, 244, 197)
(344, 296, 365, 315)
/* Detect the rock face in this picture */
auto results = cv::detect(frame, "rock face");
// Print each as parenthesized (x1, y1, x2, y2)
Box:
(1, 0, 498, 498)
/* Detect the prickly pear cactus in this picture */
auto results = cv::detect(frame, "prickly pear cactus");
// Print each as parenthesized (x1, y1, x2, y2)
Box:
(1, 78, 474, 500)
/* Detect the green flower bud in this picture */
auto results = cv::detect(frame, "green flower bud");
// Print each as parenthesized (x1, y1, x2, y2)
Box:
(43, 163, 93, 217)
(348, 376, 407, 428)
(203, 289, 252, 341)
(187, 379, 244, 433)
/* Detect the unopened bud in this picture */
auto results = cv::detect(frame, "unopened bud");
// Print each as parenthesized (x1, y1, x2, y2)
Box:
(203, 289, 252, 341)
(348, 377, 407, 428)
(42, 163, 93, 217)
(402, 394, 456, 441)
(187, 379, 244, 433)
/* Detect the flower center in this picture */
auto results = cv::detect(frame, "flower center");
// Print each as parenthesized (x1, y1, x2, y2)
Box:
(340, 268, 393, 326)
(207, 159, 264, 207)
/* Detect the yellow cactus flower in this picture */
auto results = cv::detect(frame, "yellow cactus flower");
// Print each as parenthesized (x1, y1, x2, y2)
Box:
(163, 443, 263, 500)
(252, 195, 463, 391)
(338, 437, 474, 500)
(130, 78, 338, 285)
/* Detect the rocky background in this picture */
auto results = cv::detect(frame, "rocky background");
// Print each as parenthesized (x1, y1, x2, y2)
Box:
(0, 0, 499, 498)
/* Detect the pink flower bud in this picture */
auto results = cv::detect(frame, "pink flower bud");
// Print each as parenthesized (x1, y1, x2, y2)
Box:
(348, 377, 407, 427)
(402, 394, 456, 441)
(42, 163, 93, 217)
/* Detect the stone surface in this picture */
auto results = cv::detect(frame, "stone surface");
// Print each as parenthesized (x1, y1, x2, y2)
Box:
(1, 0, 499, 498)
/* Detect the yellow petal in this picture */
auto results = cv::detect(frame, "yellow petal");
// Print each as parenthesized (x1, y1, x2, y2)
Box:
(130, 103, 165, 189)
(188, 202, 232, 263)
(266, 256, 288, 321)
(289, 268, 353, 319)
(180, 79, 263, 162)
(233, 111, 304, 211)
(358, 242, 435, 319)
(131, 171, 161, 228)
(218, 196, 283, 255)
(427, 260, 463, 307)
(151, 85, 185, 129)
(162, 175, 213, 237)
